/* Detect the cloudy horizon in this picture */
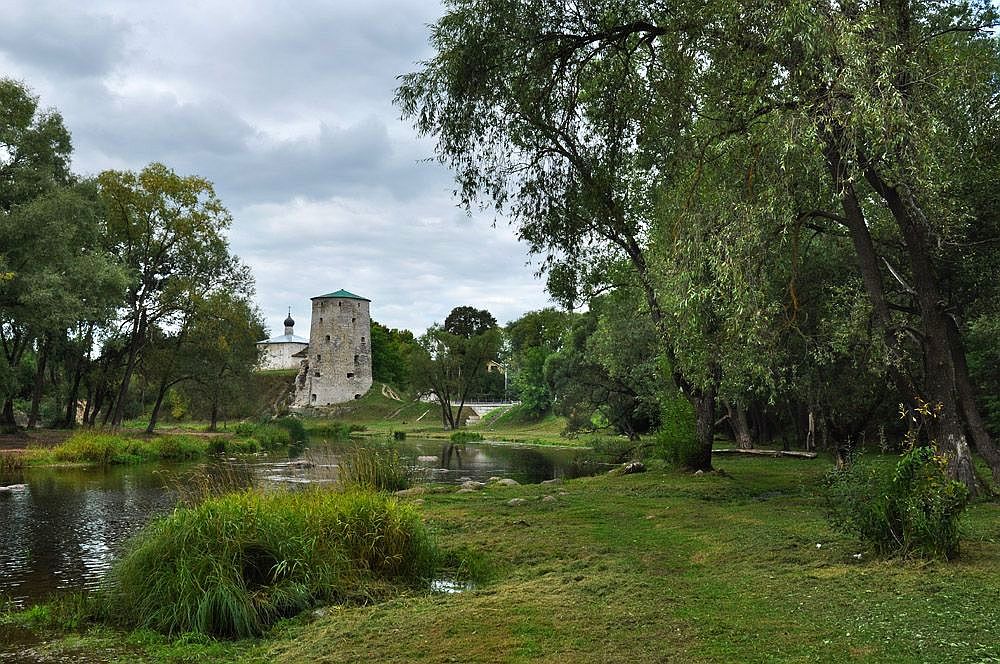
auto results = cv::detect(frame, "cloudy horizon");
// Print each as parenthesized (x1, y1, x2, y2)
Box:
(1, 0, 554, 335)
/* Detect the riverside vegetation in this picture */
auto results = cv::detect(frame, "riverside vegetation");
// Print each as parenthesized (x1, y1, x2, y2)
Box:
(2, 455, 998, 663)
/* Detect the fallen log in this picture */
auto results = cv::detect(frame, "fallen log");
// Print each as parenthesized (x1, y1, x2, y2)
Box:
(713, 448, 818, 459)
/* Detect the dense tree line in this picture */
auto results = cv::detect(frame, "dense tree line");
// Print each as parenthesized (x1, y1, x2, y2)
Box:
(397, 0, 1000, 491)
(0, 79, 264, 431)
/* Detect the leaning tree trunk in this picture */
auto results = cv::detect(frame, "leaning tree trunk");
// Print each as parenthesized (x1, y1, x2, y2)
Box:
(111, 309, 147, 427)
(870, 182, 980, 491)
(146, 378, 170, 434)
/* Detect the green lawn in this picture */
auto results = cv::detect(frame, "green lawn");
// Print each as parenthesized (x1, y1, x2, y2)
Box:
(9, 456, 998, 662)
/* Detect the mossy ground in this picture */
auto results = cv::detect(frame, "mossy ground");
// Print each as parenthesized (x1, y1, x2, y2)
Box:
(8, 456, 998, 663)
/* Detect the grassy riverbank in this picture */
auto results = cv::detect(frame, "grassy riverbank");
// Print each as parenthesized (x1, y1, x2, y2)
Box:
(5, 456, 999, 663)
(0, 419, 314, 470)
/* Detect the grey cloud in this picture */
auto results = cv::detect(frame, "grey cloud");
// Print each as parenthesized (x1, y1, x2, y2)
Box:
(0, 4, 129, 78)
(4, 0, 553, 335)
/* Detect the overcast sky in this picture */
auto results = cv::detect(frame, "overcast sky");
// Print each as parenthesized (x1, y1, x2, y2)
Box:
(1, 0, 553, 335)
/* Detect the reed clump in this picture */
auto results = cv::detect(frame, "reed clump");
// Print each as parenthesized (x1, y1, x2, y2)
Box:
(449, 430, 483, 444)
(0, 450, 27, 472)
(338, 446, 412, 492)
(102, 488, 434, 638)
(48, 432, 207, 465)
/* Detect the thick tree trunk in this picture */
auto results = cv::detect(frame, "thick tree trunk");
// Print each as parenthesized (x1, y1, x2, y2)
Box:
(862, 178, 980, 491)
(725, 400, 753, 449)
(1, 399, 16, 430)
(947, 315, 1000, 479)
(687, 381, 717, 472)
(27, 337, 52, 428)
(64, 341, 87, 429)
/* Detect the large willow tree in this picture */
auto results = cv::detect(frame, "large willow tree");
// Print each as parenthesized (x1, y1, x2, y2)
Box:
(398, 0, 1000, 489)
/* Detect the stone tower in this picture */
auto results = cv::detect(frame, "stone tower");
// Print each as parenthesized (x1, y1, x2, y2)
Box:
(293, 289, 373, 407)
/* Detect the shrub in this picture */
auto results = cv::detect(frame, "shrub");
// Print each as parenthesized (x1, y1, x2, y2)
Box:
(154, 436, 206, 460)
(272, 417, 308, 445)
(449, 430, 483, 444)
(308, 421, 365, 442)
(589, 437, 637, 463)
(103, 488, 435, 638)
(48, 432, 211, 465)
(338, 446, 412, 492)
(653, 395, 700, 468)
(824, 446, 969, 559)
(250, 424, 292, 450)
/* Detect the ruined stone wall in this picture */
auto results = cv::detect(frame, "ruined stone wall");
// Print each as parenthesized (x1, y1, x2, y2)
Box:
(293, 297, 372, 406)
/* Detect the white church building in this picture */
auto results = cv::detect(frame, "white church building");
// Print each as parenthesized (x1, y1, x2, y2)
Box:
(256, 310, 309, 370)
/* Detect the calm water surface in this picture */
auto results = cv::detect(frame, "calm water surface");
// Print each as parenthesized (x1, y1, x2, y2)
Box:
(0, 438, 601, 607)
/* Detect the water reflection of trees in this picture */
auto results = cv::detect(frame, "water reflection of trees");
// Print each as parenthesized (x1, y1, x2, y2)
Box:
(440, 443, 465, 469)
(1, 465, 178, 605)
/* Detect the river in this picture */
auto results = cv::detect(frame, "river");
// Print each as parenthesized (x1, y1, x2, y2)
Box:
(0, 438, 604, 607)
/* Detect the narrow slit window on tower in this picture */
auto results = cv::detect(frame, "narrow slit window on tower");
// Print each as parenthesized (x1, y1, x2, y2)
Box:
(311, 394, 317, 403)
(352, 317, 356, 323)
(319, 317, 323, 323)
(338, 301, 342, 307)
(325, 334, 331, 341)
(361, 336, 365, 344)
(314, 370, 321, 377)
(316, 354, 321, 361)
(346, 372, 355, 379)
(354, 354, 359, 364)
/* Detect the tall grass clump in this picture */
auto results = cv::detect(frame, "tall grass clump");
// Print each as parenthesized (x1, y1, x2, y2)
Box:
(247, 424, 292, 450)
(47, 432, 209, 465)
(1, 450, 26, 472)
(103, 488, 434, 638)
(338, 446, 412, 492)
(824, 446, 969, 559)
(449, 430, 483, 443)
(308, 421, 365, 441)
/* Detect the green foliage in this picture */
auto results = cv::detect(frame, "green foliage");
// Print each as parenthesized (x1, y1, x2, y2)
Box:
(306, 421, 364, 441)
(546, 291, 662, 440)
(449, 430, 484, 443)
(653, 393, 701, 469)
(588, 437, 637, 464)
(102, 488, 435, 637)
(271, 417, 307, 445)
(411, 325, 502, 429)
(337, 446, 413, 492)
(443, 306, 497, 338)
(824, 447, 970, 559)
(48, 432, 206, 465)
(370, 321, 417, 388)
(247, 424, 292, 450)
